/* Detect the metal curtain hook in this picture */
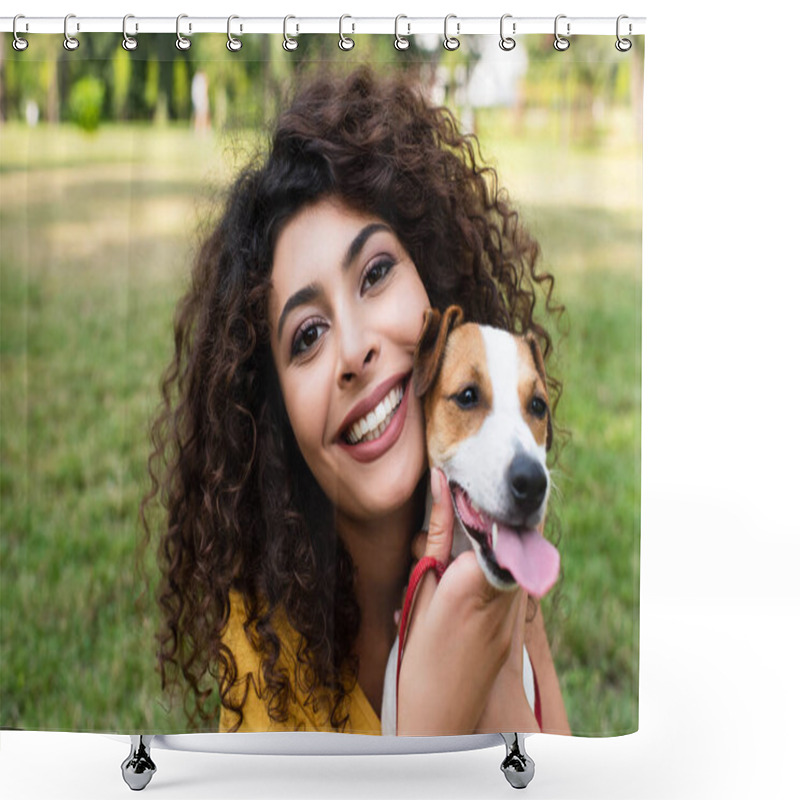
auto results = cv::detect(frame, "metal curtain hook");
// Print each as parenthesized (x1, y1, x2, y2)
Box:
(500, 14, 516, 51)
(122, 14, 138, 51)
(339, 15, 355, 50)
(13, 14, 29, 51)
(394, 15, 410, 51)
(554, 14, 570, 51)
(227, 15, 242, 51)
(63, 13, 79, 51)
(616, 15, 633, 52)
(283, 15, 298, 51)
(176, 14, 191, 50)
(443, 14, 460, 51)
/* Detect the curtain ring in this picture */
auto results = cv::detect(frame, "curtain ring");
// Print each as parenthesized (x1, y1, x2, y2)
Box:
(227, 15, 242, 51)
(499, 14, 516, 51)
(553, 14, 570, 51)
(443, 14, 460, 51)
(176, 14, 191, 51)
(615, 15, 633, 52)
(339, 15, 355, 50)
(12, 15, 29, 51)
(122, 14, 138, 51)
(63, 13, 79, 51)
(283, 15, 298, 51)
(394, 15, 410, 51)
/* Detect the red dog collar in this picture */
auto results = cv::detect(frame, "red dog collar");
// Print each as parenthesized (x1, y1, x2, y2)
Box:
(397, 556, 447, 684)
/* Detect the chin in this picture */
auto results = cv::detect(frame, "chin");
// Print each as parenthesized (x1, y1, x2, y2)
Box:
(349, 455, 426, 523)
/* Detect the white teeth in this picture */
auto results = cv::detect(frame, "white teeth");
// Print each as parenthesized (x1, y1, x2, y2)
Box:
(345, 383, 404, 445)
(492, 522, 498, 550)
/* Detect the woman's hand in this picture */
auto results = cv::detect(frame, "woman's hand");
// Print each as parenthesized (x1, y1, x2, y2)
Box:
(396, 468, 527, 735)
(473, 590, 539, 733)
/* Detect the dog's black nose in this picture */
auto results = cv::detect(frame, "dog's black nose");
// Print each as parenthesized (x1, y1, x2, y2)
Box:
(507, 454, 548, 515)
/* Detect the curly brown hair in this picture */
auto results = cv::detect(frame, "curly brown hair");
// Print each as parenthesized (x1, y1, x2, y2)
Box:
(141, 66, 563, 732)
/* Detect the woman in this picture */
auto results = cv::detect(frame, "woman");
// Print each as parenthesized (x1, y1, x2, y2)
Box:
(142, 67, 569, 736)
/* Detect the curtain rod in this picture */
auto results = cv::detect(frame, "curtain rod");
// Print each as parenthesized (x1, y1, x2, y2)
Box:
(2, 15, 646, 37)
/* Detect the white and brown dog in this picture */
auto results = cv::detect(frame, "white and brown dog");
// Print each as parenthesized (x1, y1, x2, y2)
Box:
(381, 305, 560, 735)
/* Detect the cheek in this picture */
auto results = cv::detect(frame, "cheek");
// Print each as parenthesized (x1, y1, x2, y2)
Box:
(391, 269, 431, 344)
(280, 368, 330, 458)
(528, 418, 549, 450)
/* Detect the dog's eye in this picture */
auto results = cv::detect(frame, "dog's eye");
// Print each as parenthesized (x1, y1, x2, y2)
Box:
(529, 396, 548, 418)
(453, 386, 480, 409)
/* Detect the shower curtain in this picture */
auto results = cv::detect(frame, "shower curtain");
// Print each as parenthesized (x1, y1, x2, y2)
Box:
(0, 27, 643, 740)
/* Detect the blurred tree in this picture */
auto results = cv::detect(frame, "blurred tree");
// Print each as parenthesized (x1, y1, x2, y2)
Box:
(143, 58, 159, 119)
(520, 33, 640, 147)
(111, 46, 132, 120)
(42, 39, 61, 123)
(172, 57, 190, 119)
(68, 75, 105, 132)
(0, 35, 6, 122)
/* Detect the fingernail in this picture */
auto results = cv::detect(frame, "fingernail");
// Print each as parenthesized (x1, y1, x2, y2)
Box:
(431, 468, 442, 504)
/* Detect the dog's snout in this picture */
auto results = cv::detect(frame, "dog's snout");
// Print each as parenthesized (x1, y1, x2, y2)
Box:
(507, 453, 548, 514)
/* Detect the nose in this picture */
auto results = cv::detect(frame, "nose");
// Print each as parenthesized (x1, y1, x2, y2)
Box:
(337, 318, 380, 387)
(507, 453, 548, 515)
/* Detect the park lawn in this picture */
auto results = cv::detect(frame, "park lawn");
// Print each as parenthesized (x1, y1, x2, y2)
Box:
(0, 116, 640, 735)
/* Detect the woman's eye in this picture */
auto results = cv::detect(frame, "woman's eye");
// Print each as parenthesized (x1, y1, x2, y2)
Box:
(454, 386, 479, 409)
(291, 320, 326, 357)
(529, 396, 548, 418)
(362, 258, 395, 292)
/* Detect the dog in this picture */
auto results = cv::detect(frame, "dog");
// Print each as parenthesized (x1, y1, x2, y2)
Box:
(381, 305, 560, 734)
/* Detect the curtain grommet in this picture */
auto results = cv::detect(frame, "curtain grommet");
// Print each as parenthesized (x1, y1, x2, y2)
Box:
(554, 14, 570, 51)
(176, 14, 191, 51)
(63, 13, 80, 51)
(12, 15, 29, 51)
(227, 15, 243, 52)
(339, 15, 355, 51)
(615, 15, 633, 52)
(443, 14, 460, 51)
(499, 14, 516, 51)
(394, 15, 410, 51)
(122, 14, 138, 51)
(283, 15, 299, 51)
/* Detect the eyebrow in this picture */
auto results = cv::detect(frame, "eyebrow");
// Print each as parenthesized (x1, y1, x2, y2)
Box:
(276, 282, 322, 342)
(276, 222, 392, 342)
(342, 222, 391, 270)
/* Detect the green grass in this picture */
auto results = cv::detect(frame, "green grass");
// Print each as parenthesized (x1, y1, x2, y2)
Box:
(548, 267, 641, 735)
(1, 113, 640, 736)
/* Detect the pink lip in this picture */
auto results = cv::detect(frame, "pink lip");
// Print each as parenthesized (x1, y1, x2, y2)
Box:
(336, 372, 412, 464)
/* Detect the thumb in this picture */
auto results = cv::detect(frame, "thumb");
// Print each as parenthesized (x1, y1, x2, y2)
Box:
(424, 468, 454, 565)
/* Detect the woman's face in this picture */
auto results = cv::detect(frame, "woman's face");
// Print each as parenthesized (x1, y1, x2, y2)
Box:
(269, 197, 431, 526)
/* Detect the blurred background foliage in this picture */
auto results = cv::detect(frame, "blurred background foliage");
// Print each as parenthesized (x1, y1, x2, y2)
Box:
(0, 32, 642, 140)
(1, 34, 642, 736)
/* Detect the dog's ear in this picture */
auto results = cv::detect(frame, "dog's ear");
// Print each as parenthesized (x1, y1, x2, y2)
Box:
(524, 330, 553, 451)
(413, 305, 464, 397)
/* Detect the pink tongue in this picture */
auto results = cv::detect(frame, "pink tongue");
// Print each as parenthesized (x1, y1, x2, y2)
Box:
(452, 487, 559, 598)
(493, 523, 560, 599)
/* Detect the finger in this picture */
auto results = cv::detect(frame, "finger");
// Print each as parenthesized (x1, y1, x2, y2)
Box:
(424, 467, 454, 566)
(402, 469, 454, 648)
(442, 551, 522, 621)
(510, 591, 528, 650)
(410, 529, 428, 561)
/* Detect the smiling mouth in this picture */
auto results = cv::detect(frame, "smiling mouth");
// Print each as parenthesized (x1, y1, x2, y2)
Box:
(342, 378, 407, 445)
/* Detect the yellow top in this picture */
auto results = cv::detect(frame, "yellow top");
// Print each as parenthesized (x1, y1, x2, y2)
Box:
(218, 591, 382, 735)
